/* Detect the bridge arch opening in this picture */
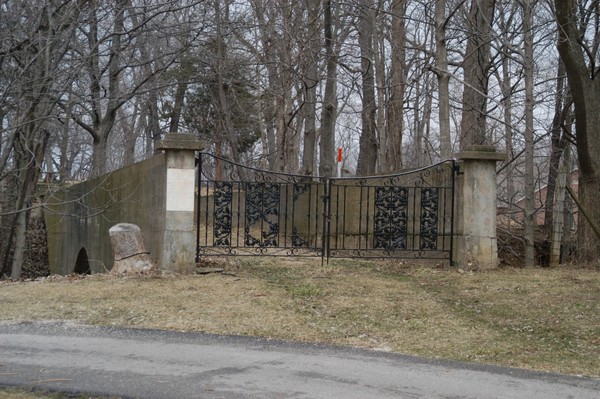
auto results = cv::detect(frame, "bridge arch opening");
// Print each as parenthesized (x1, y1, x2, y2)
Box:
(73, 248, 91, 275)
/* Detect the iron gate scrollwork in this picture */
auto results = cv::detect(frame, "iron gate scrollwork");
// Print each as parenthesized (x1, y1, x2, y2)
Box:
(197, 153, 326, 258)
(373, 186, 408, 250)
(197, 153, 457, 263)
(244, 182, 280, 248)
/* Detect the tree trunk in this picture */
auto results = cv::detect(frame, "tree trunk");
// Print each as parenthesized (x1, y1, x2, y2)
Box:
(9, 209, 28, 280)
(92, 133, 110, 175)
(554, 0, 600, 261)
(253, 1, 295, 173)
(279, 7, 295, 174)
(214, 0, 242, 165)
(59, 95, 74, 181)
(500, 56, 515, 212)
(120, 105, 138, 167)
(413, 80, 422, 167)
(80, 1, 126, 176)
(560, 144, 574, 263)
(550, 160, 568, 267)
(496, 6, 516, 216)
(0, 126, 18, 179)
(214, 117, 224, 181)
(319, 0, 337, 177)
(459, 0, 496, 149)
(434, 0, 452, 159)
(169, 77, 188, 134)
(419, 78, 434, 164)
(523, 0, 535, 268)
(543, 61, 569, 229)
(7, 131, 49, 279)
(301, 0, 320, 176)
(356, 0, 378, 176)
(374, 10, 387, 172)
(256, 70, 275, 169)
(386, 0, 406, 171)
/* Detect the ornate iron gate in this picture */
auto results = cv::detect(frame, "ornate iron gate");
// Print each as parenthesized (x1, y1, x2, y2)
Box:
(196, 152, 457, 263)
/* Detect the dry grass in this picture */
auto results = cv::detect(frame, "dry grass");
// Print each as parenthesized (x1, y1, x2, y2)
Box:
(0, 388, 115, 399)
(1, 258, 599, 378)
(0, 389, 41, 399)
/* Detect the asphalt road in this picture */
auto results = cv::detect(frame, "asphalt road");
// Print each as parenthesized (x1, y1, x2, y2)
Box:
(0, 321, 598, 399)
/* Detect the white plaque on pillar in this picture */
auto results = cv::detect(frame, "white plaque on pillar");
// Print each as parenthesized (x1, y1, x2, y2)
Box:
(166, 169, 195, 212)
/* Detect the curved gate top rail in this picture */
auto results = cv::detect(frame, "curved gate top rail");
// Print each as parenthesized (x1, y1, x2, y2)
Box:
(196, 152, 457, 264)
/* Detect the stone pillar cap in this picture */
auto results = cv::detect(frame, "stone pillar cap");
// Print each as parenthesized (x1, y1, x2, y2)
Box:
(155, 133, 205, 151)
(457, 145, 507, 161)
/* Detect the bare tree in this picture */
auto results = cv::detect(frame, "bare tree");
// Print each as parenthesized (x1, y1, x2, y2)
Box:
(434, 0, 452, 159)
(213, 0, 243, 164)
(0, 0, 76, 278)
(459, 0, 496, 148)
(554, 0, 600, 261)
(250, 0, 298, 172)
(356, 0, 378, 175)
(68, 1, 201, 176)
(301, 0, 321, 176)
(523, 0, 535, 268)
(319, 0, 338, 177)
(384, 0, 406, 171)
(543, 60, 572, 230)
(495, 1, 519, 217)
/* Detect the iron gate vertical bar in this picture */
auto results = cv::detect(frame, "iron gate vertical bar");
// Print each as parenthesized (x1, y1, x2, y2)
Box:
(320, 184, 324, 250)
(235, 181, 241, 247)
(366, 185, 371, 250)
(334, 183, 340, 251)
(292, 183, 298, 249)
(342, 185, 347, 250)
(260, 183, 265, 247)
(325, 179, 333, 264)
(449, 160, 457, 265)
(277, 182, 283, 249)
(306, 184, 319, 247)
(320, 178, 330, 263)
(358, 185, 364, 251)
(412, 187, 417, 250)
(441, 183, 446, 252)
(283, 183, 289, 249)
(242, 181, 247, 248)
(196, 153, 202, 262)
(203, 158, 209, 248)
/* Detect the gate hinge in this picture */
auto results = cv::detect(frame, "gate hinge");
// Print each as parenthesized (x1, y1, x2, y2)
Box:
(453, 163, 463, 176)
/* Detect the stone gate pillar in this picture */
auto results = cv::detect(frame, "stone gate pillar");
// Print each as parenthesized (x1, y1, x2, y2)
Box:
(155, 134, 204, 274)
(455, 145, 506, 270)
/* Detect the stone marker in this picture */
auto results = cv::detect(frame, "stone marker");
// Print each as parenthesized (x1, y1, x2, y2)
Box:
(109, 223, 155, 274)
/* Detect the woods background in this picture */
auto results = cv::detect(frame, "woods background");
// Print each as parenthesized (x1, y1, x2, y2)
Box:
(1, 0, 599, 277)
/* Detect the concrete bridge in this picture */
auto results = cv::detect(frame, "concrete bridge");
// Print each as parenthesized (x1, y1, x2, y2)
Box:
(45, 134, 505, 275)
(45, 134, 203, 275)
